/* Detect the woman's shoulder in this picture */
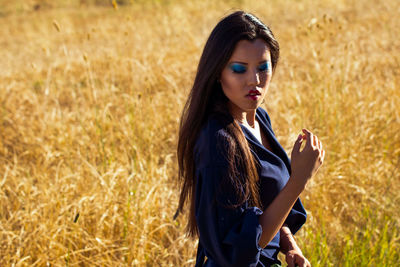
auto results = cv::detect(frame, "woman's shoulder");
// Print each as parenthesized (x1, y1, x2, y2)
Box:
(256, 106, 272, 125)
(194, 114, 231, 168)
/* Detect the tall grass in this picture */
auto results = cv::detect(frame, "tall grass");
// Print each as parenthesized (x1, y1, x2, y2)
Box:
(0, 0, 399, 266)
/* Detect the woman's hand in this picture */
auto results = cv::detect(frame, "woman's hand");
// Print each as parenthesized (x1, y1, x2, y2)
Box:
(285, 249, 311, 267)
(290, 129, 325, 187)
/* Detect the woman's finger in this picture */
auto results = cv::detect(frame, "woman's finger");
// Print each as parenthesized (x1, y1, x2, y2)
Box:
(292, 134, 303, 155)
(302, 129, 313, 149)
(298, 259, 307, 267)
(312, 134, 318, 148)
(286, 253, 295, 267)
(294, 254, 306, 267)
(318, 140, 323, 157)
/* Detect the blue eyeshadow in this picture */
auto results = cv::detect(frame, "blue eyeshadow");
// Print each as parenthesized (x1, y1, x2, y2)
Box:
(258, 62, 271, 72)
(230, 64, 247, 73)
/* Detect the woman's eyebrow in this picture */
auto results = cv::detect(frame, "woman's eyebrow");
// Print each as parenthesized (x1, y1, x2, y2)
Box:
(230, 61, 248, 65)
(230, 60, 270, 65)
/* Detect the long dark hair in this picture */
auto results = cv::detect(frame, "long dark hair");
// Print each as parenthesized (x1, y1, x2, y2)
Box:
(176, 11, 280, 237)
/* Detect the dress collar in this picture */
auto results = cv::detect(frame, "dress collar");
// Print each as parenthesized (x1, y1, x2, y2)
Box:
(239, 108, 291, 172)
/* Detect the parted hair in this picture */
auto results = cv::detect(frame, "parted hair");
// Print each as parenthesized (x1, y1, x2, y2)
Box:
(176, 10, 280, 237)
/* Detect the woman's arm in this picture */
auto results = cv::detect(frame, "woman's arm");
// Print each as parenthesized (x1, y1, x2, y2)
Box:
(193, 122, 266, 266)
(258, 129, 324, 248)
(258, 172, 305, 247)
(280, 225, 301, 254)
(280, 225, 311, 267)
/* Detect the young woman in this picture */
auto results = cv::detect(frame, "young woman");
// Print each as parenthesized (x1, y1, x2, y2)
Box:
(176, 11, 325, 267)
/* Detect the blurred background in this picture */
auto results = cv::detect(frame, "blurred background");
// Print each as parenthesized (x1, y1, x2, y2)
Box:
(0, 0, 399, 266)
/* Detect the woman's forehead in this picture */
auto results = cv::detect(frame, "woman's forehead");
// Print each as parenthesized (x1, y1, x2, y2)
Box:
(229, 39, 271, 62)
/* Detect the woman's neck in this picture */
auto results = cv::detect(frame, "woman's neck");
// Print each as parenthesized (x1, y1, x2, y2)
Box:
(228, 102, 257, 128)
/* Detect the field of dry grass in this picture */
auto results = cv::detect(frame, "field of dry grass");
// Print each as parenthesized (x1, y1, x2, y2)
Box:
(0, 0, 399, 266)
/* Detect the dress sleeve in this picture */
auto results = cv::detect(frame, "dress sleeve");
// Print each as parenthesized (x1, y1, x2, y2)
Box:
(257, 107, 307, 235)
(283, 198, 307, 235)
(193, 121, 264, 266)
(195, 164, 264, 267)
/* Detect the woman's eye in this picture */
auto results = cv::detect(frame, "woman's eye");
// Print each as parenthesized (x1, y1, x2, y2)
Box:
(258, 62, 271, 72)
(230, 64, 247, 74)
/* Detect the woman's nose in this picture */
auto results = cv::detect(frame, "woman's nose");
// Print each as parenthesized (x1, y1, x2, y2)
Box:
(247, 70, 260, 86)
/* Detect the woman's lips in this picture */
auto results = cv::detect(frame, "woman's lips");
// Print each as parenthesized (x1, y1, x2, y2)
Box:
(246, 90, 261, 100)
(247, 95, 260, 100)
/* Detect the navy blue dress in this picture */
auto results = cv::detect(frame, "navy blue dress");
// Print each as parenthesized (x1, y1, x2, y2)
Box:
(194, 107, 307, 267)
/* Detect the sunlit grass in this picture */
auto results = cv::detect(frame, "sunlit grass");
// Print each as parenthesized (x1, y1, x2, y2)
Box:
(0, 0, 399, 266)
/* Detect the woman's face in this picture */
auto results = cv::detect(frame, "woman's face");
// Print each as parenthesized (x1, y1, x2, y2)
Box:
(220, 38, 272, 117)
